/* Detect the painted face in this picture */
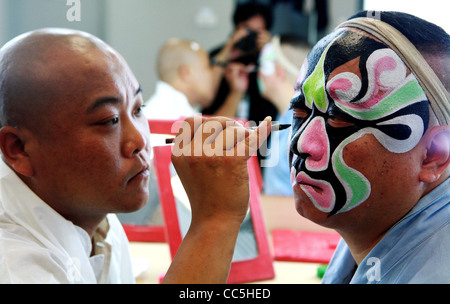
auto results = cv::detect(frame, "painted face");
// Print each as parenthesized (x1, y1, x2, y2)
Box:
(289, 29, 430, 216)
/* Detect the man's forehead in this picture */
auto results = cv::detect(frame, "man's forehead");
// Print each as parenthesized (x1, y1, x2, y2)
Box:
(2, 29, 134, 105)
(295, 27, 428, 116)
(296, 28, 391, 98)
(306, 29, 384, 73)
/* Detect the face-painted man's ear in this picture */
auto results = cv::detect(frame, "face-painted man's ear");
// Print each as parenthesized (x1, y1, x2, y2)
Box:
(419, 125, 450, 183)
(0, 126, 34, 177)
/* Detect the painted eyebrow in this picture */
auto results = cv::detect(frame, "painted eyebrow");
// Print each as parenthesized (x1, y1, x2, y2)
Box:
(87, 85, 143, 114)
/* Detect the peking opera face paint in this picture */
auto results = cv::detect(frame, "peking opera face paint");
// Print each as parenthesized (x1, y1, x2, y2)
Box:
(289, 29, 430, 216)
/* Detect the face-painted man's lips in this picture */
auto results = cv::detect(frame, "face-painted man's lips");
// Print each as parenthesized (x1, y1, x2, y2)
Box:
(292, 171, 336, 213)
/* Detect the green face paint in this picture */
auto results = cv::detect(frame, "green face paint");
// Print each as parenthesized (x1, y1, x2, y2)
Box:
(302, 43, 331, 112)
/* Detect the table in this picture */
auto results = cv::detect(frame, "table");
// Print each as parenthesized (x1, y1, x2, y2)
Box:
(129, 242, 323, 284)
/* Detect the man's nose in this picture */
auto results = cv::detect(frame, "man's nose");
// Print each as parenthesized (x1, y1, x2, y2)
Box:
(123, 119, 149, 158)
(296, 116, 330, 171)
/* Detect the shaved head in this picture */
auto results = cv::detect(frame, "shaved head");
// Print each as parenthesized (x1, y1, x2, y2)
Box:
(0, 28, 118, 134)
(157, 39, 206, 83)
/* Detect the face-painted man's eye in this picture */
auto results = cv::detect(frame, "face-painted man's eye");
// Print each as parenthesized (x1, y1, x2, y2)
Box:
(293, 108, 308, 119)
(327, 115, 354, 128)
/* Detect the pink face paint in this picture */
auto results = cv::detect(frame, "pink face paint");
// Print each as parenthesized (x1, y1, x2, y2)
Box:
(297, 117, 329, 171)
(296, 171, 335, 213)
(328, 48, 407, 112)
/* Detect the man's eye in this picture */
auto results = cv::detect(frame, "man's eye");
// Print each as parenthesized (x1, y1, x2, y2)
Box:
(293, 108, 308, 119)
(327, 115, 354, 128)
(99, 116, 119, 126)
(135, 105, 145, 116)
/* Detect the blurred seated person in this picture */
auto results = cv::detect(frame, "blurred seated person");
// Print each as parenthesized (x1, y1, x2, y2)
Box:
(257, 35, 310, 196)
(144, 39, 247, 120)
(202, 2, 276, 122)
(143, 39, 215, 120)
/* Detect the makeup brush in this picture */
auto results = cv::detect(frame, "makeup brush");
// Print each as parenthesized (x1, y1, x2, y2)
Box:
(164, 123, 291, 144)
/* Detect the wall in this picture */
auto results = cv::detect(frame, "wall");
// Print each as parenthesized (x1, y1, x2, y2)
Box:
(1, 0, 106, 42)
(0, 0, 7, 45)
(327, 0, 362, 31)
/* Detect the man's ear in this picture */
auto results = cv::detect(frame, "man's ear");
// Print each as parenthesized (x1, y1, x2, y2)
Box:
(419, 125, 450, 183)
(178, 64, 192, 81)
(0, 126, 34, 177)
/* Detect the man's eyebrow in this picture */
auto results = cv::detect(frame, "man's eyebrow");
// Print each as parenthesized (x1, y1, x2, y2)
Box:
(87, 85, 142, 114)
(87, 96, 121, 114)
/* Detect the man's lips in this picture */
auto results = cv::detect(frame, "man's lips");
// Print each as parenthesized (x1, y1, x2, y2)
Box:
(128, 164, 150, 183)
(291, 170, 335, 213)
(296, 173, 324, 193)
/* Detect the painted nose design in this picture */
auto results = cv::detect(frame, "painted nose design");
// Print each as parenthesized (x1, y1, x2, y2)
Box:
(297, 116, 330, 172)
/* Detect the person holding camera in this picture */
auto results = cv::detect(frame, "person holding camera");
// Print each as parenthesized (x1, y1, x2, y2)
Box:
(203, 2, 276, 124)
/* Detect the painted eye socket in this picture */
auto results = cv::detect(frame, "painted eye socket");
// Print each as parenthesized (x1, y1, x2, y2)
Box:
(293, 108, 308, 119)
(327, 115, 354, 128)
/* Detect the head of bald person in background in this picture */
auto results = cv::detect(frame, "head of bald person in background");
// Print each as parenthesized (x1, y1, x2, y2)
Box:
(0, 28, 151, 237)
(156, 39, 215, 109)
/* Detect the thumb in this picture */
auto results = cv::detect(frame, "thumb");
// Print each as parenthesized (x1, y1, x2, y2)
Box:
(234, 116, 272, 159)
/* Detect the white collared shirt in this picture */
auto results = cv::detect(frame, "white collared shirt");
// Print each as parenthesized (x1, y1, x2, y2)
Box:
(0, 160, 135, 284)
(143, 81, 197, 120)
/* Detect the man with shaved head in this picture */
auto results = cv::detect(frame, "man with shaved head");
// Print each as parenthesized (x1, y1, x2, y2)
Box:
(143, 38, 216, 119)
(0, 28, 271, 283)
(144, 38, 247, 119)
(0, 28, 149, 283)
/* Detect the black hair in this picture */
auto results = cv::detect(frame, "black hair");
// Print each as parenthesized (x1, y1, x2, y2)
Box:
(349, 11, 450, 56)
(233, 2, 273, 30)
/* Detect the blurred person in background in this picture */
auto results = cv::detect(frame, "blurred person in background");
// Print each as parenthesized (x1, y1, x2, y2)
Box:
(257, 35, 310, 196)
(143, 39, 215, 120)
(203, 2, 276, 123)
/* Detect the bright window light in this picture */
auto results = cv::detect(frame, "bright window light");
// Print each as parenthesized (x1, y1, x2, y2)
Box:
(364, 0, 450, 34)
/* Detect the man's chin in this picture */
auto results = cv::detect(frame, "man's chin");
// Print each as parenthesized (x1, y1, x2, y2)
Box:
(293, 186, 331, 225)
(115, 192, 149, 214)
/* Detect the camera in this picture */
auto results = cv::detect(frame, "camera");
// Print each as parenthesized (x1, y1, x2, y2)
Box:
(233, 28, 258, 53)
